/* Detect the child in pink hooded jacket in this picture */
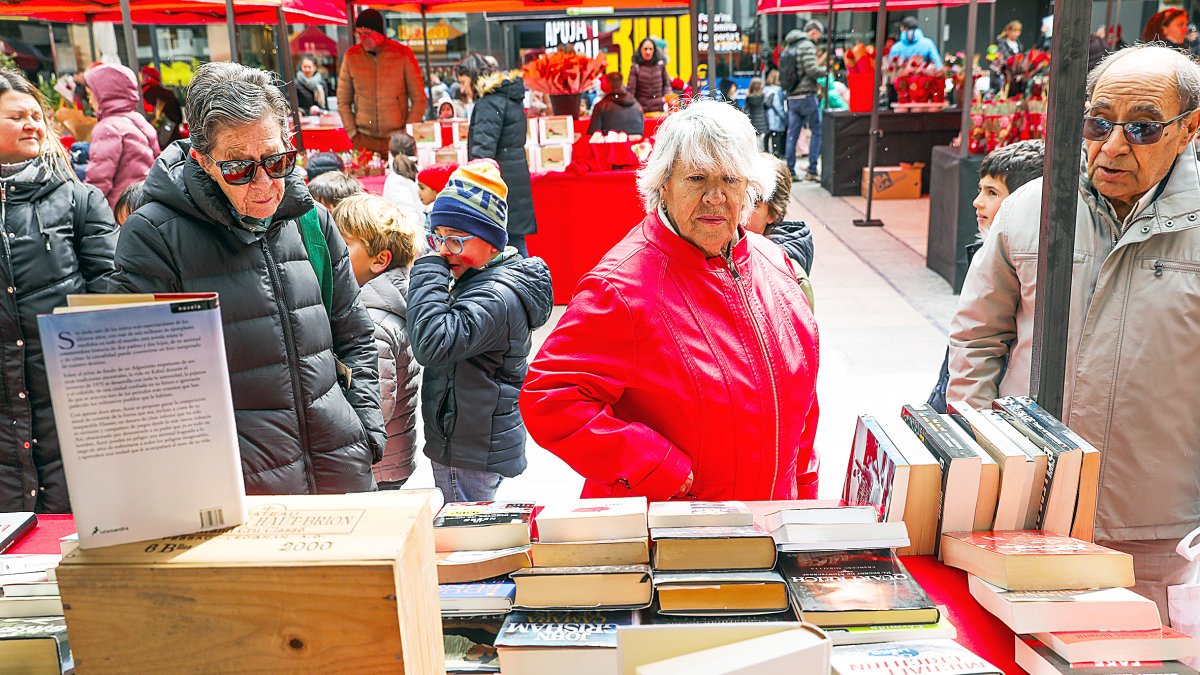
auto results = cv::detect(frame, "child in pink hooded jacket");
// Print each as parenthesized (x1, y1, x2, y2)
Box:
(83, 64, 160, 209)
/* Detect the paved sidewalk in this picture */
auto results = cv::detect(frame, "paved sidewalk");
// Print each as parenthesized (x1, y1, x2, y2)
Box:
(401, 186, 960, 502)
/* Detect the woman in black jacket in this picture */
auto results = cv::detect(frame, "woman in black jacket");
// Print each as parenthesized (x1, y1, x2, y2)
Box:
(627, 38, 672, 113)
(458, 54, 537, 257)
(0, 69, 118, 513)
(109, 62, 385, 496)
(744, 77, 768, 150)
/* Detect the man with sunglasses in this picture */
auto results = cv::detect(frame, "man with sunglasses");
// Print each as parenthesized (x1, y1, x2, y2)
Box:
(336, 9, 427, 155)
(948, 44, 1200, 620)
(109, 62, 385, 497)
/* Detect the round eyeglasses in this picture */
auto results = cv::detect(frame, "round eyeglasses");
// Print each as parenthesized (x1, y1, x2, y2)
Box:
(427, 232, 477, 255)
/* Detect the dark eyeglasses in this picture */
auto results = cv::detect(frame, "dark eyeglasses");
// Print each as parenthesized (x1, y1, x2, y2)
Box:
(427, 232, 477, 255)
(1082, 109, 1195, 145)
(205, 150, 298, 186)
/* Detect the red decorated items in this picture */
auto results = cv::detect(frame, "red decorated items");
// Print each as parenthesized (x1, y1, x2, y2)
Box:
(522, 46, 607, 96)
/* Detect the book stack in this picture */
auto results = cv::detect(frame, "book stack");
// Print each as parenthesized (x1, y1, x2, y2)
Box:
(941, 530, 1199, 673)
(844, 397, 1103, 558)
(0, 513, 72, 674)
(433, 502, 536, 674)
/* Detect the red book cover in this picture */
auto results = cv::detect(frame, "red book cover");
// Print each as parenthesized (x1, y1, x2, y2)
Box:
(944, 531, 1122, 556)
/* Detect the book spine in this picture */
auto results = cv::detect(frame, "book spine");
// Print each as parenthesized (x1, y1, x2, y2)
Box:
(1011, 397, 1087, 451)
(901, 404, 970, 556)
(993, 399, 1073, 529)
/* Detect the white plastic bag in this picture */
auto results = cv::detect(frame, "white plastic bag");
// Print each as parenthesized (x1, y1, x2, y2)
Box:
(1169, 526, 1200, 667)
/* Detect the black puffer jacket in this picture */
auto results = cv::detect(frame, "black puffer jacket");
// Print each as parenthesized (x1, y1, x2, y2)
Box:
(586, 91, 644, 136)
(407, 252, 553, 477)
(0, 158, 117, 513)
(109, 141, 385, 495)
(469, 72, 536, 238)
(765, 220, 815, 274)
(744, 94, 768, 134)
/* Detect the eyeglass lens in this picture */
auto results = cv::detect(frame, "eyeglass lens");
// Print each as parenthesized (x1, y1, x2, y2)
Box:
(1083, 117, 1167, 145)
(218, 152, 297, 185)
(427, 233, 467, 255)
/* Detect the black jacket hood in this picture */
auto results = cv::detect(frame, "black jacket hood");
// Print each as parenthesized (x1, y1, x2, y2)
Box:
(608, 91, 638, 107)
(463, 254, 553, 329)
(143, 140, 316, 237)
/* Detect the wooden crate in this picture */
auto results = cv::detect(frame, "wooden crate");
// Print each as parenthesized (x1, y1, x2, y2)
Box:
(57, 492, 444, 673)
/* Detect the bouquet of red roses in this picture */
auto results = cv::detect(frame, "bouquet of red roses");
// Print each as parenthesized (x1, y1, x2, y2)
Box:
(522, 47, 607, 95)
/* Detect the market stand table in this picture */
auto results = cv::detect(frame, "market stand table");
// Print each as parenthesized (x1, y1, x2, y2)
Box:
(820, 109, 962, 196)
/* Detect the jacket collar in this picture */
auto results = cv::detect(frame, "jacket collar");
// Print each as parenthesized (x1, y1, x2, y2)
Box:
(644, 207, 750, 271)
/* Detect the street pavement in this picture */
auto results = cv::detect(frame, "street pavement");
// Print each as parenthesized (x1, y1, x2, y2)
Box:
(400, 183, 959, 503)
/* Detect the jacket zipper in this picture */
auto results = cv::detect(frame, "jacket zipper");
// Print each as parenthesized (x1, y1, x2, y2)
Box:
(724, 250, 781, 497)
(1153, 259, 1200, 276)
(261, 240, 317, 493)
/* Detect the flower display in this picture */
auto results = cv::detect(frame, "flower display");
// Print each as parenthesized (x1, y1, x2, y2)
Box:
(521, 47, 607, 95)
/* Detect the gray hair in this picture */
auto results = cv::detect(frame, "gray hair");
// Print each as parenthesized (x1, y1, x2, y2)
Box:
(185, 62, 292, 155)
(1087, 43, 1200, 111)
(637, 100, 775, 225)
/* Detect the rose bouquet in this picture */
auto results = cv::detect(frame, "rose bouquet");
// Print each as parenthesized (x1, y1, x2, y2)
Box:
(522, 47, 607, 95)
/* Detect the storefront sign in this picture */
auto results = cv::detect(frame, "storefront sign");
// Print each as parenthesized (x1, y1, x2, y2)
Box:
(545, 19, 604, 58)
(697, 13, 744, 54)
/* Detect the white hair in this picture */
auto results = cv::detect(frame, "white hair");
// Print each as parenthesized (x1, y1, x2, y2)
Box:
(1087, 43, 1200, 111)
(638, 100, 776, 225)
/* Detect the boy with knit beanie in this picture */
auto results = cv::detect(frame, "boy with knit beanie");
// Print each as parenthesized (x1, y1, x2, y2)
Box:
(407, 159, 554, 502)
(416, 162, 458, 206)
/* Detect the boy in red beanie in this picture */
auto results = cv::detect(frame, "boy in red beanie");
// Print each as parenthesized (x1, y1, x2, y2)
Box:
(416, 162, 458, 205)
(407, 159, 553, 502)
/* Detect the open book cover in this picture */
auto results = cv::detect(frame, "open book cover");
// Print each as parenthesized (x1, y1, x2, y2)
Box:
(38, 293, 246, 549)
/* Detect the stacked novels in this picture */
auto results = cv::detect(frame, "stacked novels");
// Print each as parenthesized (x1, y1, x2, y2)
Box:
(433, 501, 535, 674)
(941, 529, 1199, 673)
(0, 513, 72, 674)
(843, 396, 1102, 558)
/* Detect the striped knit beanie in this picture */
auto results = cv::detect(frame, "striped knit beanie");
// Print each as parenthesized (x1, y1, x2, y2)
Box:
(430, 159, 509, 251)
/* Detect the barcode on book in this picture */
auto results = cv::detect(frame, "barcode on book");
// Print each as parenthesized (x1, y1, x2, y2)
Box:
(199, 508, 225, 530)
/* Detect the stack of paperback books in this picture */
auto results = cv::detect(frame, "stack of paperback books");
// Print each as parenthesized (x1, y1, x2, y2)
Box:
(941, 529, 1199, 673)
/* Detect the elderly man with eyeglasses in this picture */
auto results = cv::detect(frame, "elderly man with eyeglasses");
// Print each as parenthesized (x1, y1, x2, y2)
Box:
(109, 62, 385, 496)
(947, 44, 1200, 621)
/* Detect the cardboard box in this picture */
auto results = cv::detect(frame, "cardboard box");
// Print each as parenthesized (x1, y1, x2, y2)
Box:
(408, 121, 440, 148)
(539, 115, 574, 146)
(537, 144, 571, 172)
(57, 492, 443, 673)
(861, 163, 924, 200)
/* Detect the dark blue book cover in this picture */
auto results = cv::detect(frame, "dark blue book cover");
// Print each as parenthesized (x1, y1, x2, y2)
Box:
(494, 611, 635, 649)
(439, 582, 517, 601)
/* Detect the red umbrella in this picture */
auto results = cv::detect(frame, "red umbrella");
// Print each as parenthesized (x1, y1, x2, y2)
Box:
(291, 26, 340, 59)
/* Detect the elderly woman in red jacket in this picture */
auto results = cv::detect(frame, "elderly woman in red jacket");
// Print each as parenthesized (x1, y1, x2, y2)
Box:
(520, 100, 820, 501)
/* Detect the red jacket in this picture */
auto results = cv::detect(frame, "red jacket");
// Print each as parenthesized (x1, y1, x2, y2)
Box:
(520, 211, 820, 501)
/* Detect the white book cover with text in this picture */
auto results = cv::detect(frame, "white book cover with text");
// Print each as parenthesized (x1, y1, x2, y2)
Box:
(39, 293, 246, 548)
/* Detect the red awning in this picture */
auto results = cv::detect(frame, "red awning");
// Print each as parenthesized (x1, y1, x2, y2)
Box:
(291, 25, 340, 57)
(372, 0, 687, 14)
(757, 0, 992, 12)
(10, 0, 345, 25)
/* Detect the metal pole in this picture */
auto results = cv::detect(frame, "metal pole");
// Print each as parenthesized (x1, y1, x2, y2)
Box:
(700, 0, 710, 91)
(421, 7, 433, 120)
(346, 1, 356, 44)
(959, 0, 978, 159)
(1030, 0, 1090, 417)
(149, 26, 162, 73)
(825, 0, 834, 111)
(690, 0, 700, 92)
(120, 0, 139, 72)
(87, 20, 97, 63)
(936, 4, 944, 60)
(1104, 0, 1115, 48)
(989, 2, 996, 48)
(1112, 0, 1123, 47)
(854, 0, 887, 227)
(225, 0, 238, 62)
(484, 12, 492, 54)
(46, 24, 58, 74)
(277, 7, 304, 152)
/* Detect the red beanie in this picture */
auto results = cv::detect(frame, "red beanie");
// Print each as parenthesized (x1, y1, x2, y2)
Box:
(418, 162, 458, 194)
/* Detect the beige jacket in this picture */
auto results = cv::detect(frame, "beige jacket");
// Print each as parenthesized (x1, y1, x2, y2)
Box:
(948, 144, 1200, 542)
(336, 39, 427, 150)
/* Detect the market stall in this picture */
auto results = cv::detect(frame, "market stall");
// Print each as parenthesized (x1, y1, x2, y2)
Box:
(820, 108, 961, 196)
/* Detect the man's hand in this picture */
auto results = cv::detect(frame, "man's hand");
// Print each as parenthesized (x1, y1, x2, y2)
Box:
(674, 471, 694, 498)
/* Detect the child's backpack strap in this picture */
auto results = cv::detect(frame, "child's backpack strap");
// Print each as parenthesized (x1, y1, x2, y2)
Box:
(297, 208, 333, 318)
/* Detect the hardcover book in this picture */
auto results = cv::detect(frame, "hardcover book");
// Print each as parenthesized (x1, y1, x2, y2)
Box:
(0, 616, 72, 675)
(1016, 635, 1200, 675)
(443, 617, 503, 674)
(967, 576, 1162, 633)
(535, 498, 648, 544)
(1033, 626, 1197, 664)
(38, 293, 246, 549)
(439, 581, 516, 617)
(779, 549, 939, 627)
(941, 530, 1134, 591)
(901, 404, 981, 556)
(653, 570, 789, 616)
(832, 639, 1003, 674)
(433, 502, 535, 552)
(650, 526, 776, 571)
(496, 610, 634, 675)
(510, 565, 653, 610)
(647, 501, 752, 529)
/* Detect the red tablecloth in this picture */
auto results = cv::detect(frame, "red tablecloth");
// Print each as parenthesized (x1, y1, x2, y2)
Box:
(526, 169, 644, 305)
(573, 115, 665, 140)
(9, 514, 74, 555)
(300, 126, 352, 153)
